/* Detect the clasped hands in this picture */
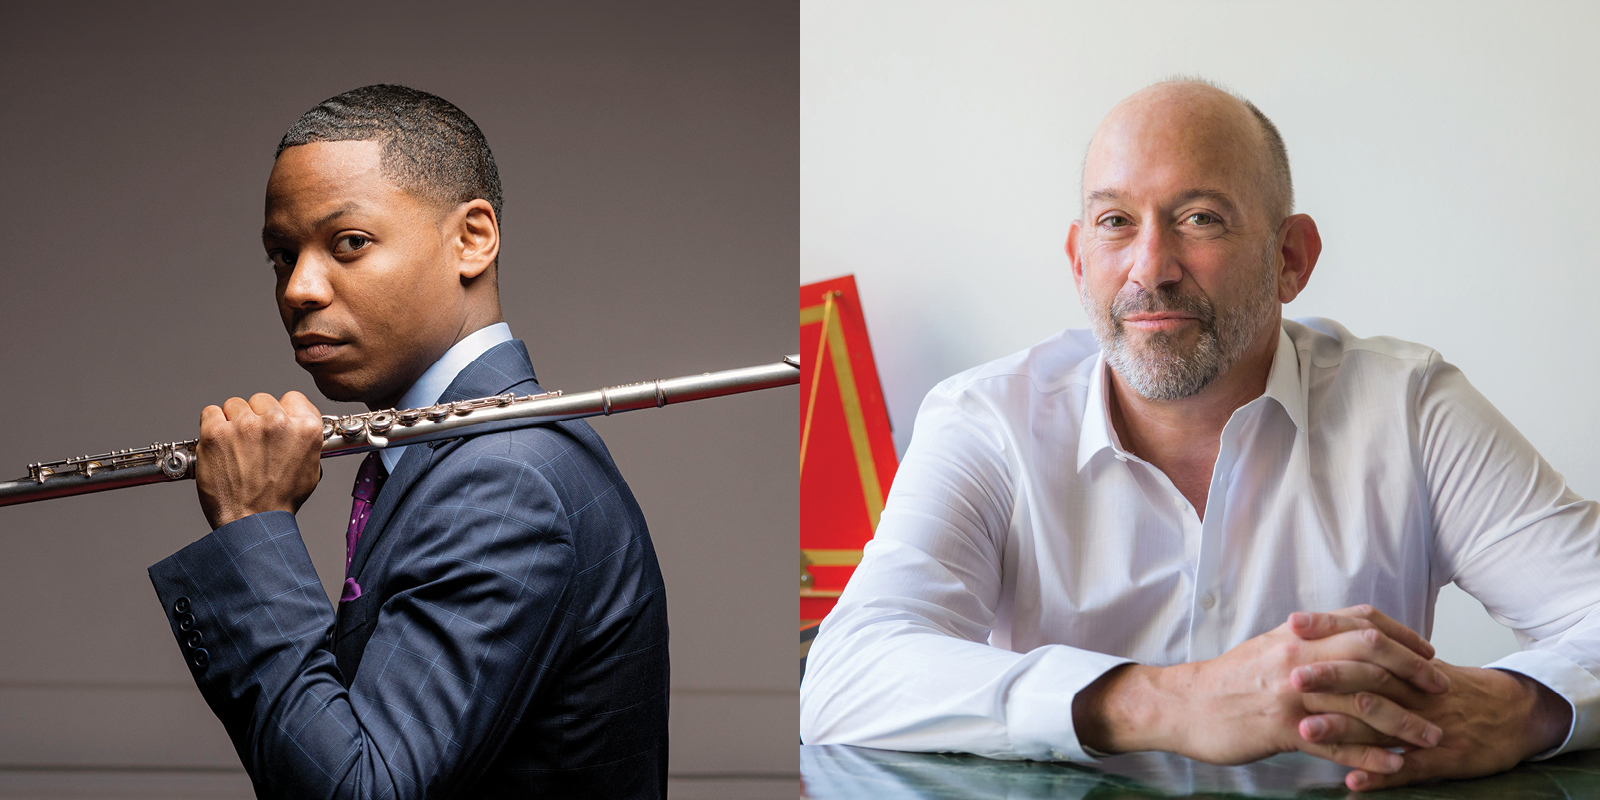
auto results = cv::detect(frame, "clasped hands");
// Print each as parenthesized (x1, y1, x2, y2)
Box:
(1075, 605, 1571, 792)
(195, 392, 326, 530)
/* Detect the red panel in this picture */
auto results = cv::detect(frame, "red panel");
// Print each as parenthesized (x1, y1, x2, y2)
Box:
(801, 275, 899, 622)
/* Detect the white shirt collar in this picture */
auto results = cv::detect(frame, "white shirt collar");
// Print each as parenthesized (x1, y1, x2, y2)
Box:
(1076, 351, 1120, 471)
(379, 322, 515, 474)
(1262, 324, 1309, 433)
(1076, 324, 1305, 472)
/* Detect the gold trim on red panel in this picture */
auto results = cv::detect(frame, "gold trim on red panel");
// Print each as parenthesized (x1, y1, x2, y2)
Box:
(799, 301, 886, 529)
(799, 292, 838, 471)
(802, 549, 863, 566)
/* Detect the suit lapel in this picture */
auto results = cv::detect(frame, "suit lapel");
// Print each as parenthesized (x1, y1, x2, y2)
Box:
(345, 340, 543, 582)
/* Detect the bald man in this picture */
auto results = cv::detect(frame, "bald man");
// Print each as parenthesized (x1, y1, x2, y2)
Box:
(799, 80, 1600, 792)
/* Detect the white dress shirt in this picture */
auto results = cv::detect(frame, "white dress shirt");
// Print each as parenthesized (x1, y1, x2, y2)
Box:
(379, 322, 514, 475)
(799, 317, 1600, 762)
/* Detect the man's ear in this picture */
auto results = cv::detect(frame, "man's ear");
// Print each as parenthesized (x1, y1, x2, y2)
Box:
(1276, 214, 1321, 303)
(1066, 220, 1086, 296)
(453, 198, 500, 281)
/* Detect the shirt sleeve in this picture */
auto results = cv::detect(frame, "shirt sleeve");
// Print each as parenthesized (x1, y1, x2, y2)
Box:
(799, 379, 1131, 761)
(147, 445, 576, 798)
(1419, 353, 1600, 757)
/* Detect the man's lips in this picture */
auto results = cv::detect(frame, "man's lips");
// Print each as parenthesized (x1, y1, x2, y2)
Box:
(1119, 313, 1199, 332)
(292, 335, 350, 365)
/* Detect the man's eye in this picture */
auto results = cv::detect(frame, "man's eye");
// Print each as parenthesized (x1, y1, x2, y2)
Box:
(267, 250, 296, 270)
(1098, 214, 1131, 228)
(1185, 212, 1219, 226)
(334, 234, 371, 255)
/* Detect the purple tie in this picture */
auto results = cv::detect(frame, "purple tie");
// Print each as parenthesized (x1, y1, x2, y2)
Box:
(341, 452, 386, 603)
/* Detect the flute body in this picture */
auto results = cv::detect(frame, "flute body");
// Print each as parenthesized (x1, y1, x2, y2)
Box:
(0, 356, 801, 508)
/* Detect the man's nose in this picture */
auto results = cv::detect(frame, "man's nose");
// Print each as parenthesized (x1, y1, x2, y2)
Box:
(280, 256, 334, 310)
(1126, 223, 1182, 292)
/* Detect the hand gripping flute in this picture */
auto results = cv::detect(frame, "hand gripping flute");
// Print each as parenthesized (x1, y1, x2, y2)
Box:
(0, 356, 800, 508)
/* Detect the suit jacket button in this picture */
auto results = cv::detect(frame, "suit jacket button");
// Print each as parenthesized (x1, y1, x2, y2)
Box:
(173, 597, 191, 614)
(177, 613, 196, 632)
(185, 630, 204, 648)
(191, 648, 210, 670)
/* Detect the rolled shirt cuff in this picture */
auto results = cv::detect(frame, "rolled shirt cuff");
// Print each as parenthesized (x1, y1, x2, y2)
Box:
(1486, 648, 1600, 759)
(1004, 644, 1134, 762)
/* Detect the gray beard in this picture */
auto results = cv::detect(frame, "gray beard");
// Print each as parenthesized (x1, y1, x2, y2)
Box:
(1082, 249, 1280, 402)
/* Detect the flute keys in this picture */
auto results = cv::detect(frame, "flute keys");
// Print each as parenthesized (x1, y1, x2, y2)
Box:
(337, 416, 365, 439)
(158, 447, 192, 479)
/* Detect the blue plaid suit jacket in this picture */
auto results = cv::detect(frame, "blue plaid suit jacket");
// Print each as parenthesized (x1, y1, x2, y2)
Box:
(149, 341, 669, 798)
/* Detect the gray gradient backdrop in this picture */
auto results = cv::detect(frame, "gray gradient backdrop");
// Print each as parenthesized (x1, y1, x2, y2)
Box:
(0, 2, 798, 796)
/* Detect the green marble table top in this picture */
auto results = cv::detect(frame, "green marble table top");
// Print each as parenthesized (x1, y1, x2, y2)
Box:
(801, 744, 1600, 799)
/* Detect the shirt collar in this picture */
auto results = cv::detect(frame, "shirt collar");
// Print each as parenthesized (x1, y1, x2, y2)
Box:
(1075, 323, 1306, 473)
(1076, 351, 1121, 471)
(1262, 324, 1308, 433)
(379, 322, 514, 474)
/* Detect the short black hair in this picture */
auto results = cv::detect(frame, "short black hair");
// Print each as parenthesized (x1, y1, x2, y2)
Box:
(277, 84, 503, 223)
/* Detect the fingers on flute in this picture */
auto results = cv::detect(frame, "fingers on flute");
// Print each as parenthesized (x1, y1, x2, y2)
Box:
(200, 404, 227, 429)
(247, 392, 282, 418)
(220, 396, 255, 421)
(279, 391, 321, 418)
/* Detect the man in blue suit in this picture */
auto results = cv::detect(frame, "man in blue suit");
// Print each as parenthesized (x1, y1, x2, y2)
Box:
(147, 85, 669, 798)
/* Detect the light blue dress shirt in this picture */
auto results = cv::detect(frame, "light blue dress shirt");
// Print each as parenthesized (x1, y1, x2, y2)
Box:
(379, 322, 514, 475)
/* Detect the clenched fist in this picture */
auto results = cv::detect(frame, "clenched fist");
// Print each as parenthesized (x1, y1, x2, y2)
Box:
(195, 391, 325, 529)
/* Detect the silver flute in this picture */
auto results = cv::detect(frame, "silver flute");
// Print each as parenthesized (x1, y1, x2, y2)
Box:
(0, 356, 800, 508)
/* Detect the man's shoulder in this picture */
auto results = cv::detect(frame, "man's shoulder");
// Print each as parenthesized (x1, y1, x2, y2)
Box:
(934, 327, 1103, 401)
(1284, 317, 1440, 375)
(430, 417, 620, 494)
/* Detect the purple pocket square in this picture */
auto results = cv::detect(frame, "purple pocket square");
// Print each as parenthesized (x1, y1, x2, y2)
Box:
(340, 577, 362, 603)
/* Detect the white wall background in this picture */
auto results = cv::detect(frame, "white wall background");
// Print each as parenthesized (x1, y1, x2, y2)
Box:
(801, 0, 1600, 667)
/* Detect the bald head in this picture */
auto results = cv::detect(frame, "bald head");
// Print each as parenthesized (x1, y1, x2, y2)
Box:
(1084, 80, 1292, 229)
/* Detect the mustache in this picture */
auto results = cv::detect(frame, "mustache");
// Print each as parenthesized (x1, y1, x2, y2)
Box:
(1109, 286, 1216, 327)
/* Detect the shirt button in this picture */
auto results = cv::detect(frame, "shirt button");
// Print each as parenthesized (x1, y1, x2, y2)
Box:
(1200, 592, 1216, 609)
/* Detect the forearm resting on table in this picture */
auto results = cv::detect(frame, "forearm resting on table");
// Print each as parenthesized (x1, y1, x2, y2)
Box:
(1501, 669, 1573, 757)
(1073, 662, 1574, 764)
(1073, 664, 1171, 755)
